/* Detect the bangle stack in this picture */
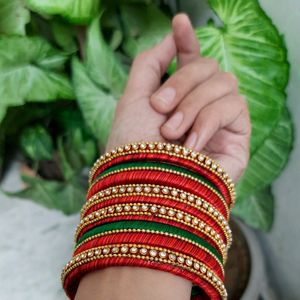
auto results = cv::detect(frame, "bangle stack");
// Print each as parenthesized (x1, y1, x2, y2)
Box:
(61, 142, 236, 300)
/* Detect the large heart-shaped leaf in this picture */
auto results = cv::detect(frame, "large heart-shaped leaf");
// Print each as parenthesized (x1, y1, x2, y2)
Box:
(0, 0, 30, 35)
(85, 17, 127, 98)
(196, 0, 289, 154)
(25, 0, 100, 24)
(0, 36, 74, 123)
(233, 186, 274, 231)
(72, 58, 116, 146)
(236, 107, 293, 201)
(121, 3, 171, 57)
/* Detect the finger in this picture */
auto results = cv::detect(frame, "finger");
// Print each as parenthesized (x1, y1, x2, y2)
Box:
(184, 95, 250, 152)
(125, 33, 176, 97)
(161, 72, 238, 140)
(172, 14, 200, 69)
(150, 57, 219, 113)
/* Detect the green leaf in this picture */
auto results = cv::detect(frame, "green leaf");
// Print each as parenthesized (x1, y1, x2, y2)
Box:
(0, 36, 74, 123)
(101, 7, 123, 50)
(53, 103, 86, 133)
(233, 186, 274, 231)
(4, 175, 86, 215)
(0, 103, 53, 176)
(85, 17, 127, 98)
(236, 107, 293, 200)
(53, 105, 98, 168)
(25, 0, 100, 24)
(57, 127, 97, 175)
(0, 0, 30, 35)
(109, 29, 123, 51)
(20, 126, 54, 161)
(72, 57, 117, 146)
(68, 128, 97, 166)
(121, 3, 171, 57)
(57, 136, 75, 181)
(51, 18, 77, 52)
(195, 0, 289, 153)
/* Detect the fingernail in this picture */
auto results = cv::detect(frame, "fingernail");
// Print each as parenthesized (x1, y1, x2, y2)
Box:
(164, 111, 183, 130)
(185, 132, 198, 149)
(155, 87, 176, 106)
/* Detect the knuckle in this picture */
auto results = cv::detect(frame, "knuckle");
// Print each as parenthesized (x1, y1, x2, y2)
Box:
(133, 49, 159, 75)
(236, 95, 247, 107)
(179, 96, 200, 116)
(137, 50, 150, 60)
(197, 57, 219, 73)
(202, 57, 219, 71)
(238, 95, 246, 103)
(170, 73, 186, 88)
(223, 72, 238, 89)
(240, 96, 249, 110)
(234, 96, 252, 135)
(134, 50, 153, 65)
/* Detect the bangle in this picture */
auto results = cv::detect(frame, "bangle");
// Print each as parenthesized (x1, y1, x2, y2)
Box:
(61, 141, 236, 300)
(82, 184, 229, 221)
(62, 243, 227, 299)
(79, 195, 232, 246)
(89, 161, 225, 200)
(75, 202, 228, 260)
(75, 221, 224, 268)
(91, 152, 233, 209)
(87, 168, 229, 217)
(89, 142, 235, 207)
(74, 230, 224, 277)
(80, 190, 232, 244)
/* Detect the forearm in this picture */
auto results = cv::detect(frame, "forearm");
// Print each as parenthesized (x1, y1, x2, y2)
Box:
(61, 12, 248, 300)
(75, 267, 192, 300)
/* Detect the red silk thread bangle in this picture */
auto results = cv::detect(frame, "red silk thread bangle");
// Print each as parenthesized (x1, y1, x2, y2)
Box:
(90, 152, 232, 206)
(63, 255, 221, 300)
(62, 142, 235, 300)
(81, 195, 228, 244)
(74, 232, 224, 278)
(87, 170, 229, 218)
(75, 213, 224, 259)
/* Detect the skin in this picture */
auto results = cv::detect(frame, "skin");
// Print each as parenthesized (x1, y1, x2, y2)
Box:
(75, 14, 251, 300)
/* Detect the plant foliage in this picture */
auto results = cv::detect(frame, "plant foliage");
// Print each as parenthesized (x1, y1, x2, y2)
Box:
(0, 0, 293, 230)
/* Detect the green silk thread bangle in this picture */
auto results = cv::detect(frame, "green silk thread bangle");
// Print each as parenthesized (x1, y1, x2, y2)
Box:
(91, 161, 223, 197)
(75, 220, 222, 263)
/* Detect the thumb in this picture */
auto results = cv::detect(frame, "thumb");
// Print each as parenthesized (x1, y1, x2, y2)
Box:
(125, 34, 176, 97)
(172, 14, 200, 69)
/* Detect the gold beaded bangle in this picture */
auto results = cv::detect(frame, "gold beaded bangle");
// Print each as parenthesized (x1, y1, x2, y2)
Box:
(82, 183, 229, 220)
(75, 203, 228, 260)
(61, 243, 227, 299)
(88, 141, 235, 207)
(80, 187, 232, 245)
(74, 228, 225, 273)
(88, 166, 228, 209)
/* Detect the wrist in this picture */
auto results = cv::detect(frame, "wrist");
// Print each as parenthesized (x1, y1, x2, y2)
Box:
(76, 267, 192, 300)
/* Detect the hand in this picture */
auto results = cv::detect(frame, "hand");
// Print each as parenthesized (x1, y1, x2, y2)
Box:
(78, 13, 251, 300)
(107, 14, 251, 183)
